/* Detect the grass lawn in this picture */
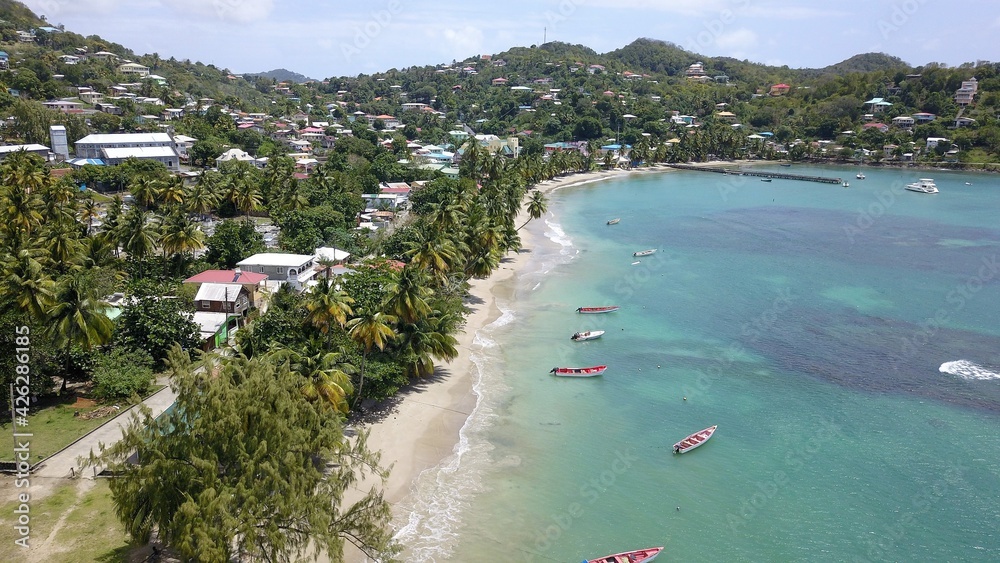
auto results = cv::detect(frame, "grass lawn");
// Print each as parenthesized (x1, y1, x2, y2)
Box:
(0, 480, 135, 562)
(0, 385, 166, 463)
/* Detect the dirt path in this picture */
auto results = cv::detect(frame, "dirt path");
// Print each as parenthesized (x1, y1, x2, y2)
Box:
(32, 479, 94, 562)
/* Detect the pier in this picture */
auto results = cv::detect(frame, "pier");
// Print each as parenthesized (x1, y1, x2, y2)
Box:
(665, 163, 843, 184)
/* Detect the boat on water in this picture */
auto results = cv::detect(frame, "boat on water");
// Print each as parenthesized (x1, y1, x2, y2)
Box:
(673, 425, 717, 454)
(550, 365, 607, 377)
(906, 178, 939, 194)
(965, 182, 973, 185)
(856, 172, 866, 179)
(780, 163, 792, 167)
(607, 218, 621, 225)
(760, 178, 772, 182)
(571, 330, 605, 342)
(633, 249, 656, 257)
(583, 546, 664, 563)
(842, 181, 850, 188)
(577, 306, 620, 314)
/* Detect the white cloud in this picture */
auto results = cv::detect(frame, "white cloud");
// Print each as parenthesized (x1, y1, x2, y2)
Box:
(441, 25, 485, 58)
(159, 0, 274, 24)
(715, 28, 758, 50)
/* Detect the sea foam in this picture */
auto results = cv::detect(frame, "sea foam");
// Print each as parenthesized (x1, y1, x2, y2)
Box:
(940, 360, 1000, 381)
(391, 300, 515, 561)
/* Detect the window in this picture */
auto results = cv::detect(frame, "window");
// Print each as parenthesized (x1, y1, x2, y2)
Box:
(200, 302, 210, 309)
(277, 267, 284, 275)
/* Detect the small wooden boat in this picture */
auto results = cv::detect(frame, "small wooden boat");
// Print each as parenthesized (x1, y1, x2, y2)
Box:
(779, 163, 791, 167)
(550, 365, 607, 377)
(584, 546, 664, 563)
(607, 218, 621, 225)
(571, 330, 605, 342)
(673, 425, 717, 454)
(633, 249, 656, 257)
(577, 306, 619, 314)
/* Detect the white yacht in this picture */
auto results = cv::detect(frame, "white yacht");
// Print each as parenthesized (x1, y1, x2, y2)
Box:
(905, 178, 939, 194)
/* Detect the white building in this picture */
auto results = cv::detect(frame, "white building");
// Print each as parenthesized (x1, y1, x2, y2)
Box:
(74, 132, 179, 170)
(49, 125, 69, 160)
(236, 253, 318, 291)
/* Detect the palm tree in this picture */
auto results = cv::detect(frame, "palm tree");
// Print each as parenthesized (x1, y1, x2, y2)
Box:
(158, 176, 186, 207)
(118, 206, 159, 264)
(1, 248, 55, 321)
(384, 265, 432, 324)
(159, 211, 206, 258)
(184, 173, 221, 220)
(268, 345, 354, 415)
(224, 161, 262, 219)
(129, 174, 164, 208)
(79, 196, 100, 233)
(304, 278, 355, 348)
(517, 190, 548, 231)
(43, 221, 83, 273)
(47, 272, 114, 394)
(394, 313, 459, 378)
(1, 180, 43, 236)
(346, 310, 396, 407)
(405, 230, 459, 284)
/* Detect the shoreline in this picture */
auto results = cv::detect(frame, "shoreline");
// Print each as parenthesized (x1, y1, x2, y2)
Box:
(341, 167, 643, 561)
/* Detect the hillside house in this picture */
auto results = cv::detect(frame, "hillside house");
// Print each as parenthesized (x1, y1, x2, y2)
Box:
(236, 253, 318, 291)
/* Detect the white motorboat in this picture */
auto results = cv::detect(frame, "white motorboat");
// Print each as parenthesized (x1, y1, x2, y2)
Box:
(571, 330, 605, 342)
(856, 172, 865, 179)
(905, 178, 939, 194)
(633, 249, 656, 257)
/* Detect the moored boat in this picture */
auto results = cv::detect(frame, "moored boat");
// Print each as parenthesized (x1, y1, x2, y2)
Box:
(856, 172, 866, 179)
(584, 546, 664, 563)
(571, 330, 605, 341)
(905, 178, 939, 194)
(760, 178, 772, 182)
(673, 425, 717, 453)
(577, 306, 620, 314)
(633, 249, 656, 257)
(607, 218, 621, 225)
(779, 163, 792, 167)
(842, 181, 850, 188)
(550, 365, 607, 377)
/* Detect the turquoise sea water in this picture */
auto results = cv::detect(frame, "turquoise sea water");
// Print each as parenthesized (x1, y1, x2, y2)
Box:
(394, 165, 1000, 562)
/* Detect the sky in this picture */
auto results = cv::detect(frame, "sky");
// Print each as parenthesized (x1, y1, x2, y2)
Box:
(21, 0, 1000, 80)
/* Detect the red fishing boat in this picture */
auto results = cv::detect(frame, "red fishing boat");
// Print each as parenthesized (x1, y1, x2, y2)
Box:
(673, 425, 717, 454)
(550, 365, 607, 377)
(583, 546, 664, 563)
(576, 306, 620, 314)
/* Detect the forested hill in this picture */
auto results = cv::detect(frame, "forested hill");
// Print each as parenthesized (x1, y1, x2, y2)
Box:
(248, 68, 315, 84)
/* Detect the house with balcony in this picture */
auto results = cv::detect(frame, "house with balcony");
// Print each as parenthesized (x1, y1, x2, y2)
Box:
(194, 283, 251, 316)
(891, 116, 914, 129)
(236, 253, 318, 291)
(184, 268, 268, 307)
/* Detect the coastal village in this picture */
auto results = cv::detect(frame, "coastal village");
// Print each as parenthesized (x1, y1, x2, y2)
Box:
(1, 1, 999, 561)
